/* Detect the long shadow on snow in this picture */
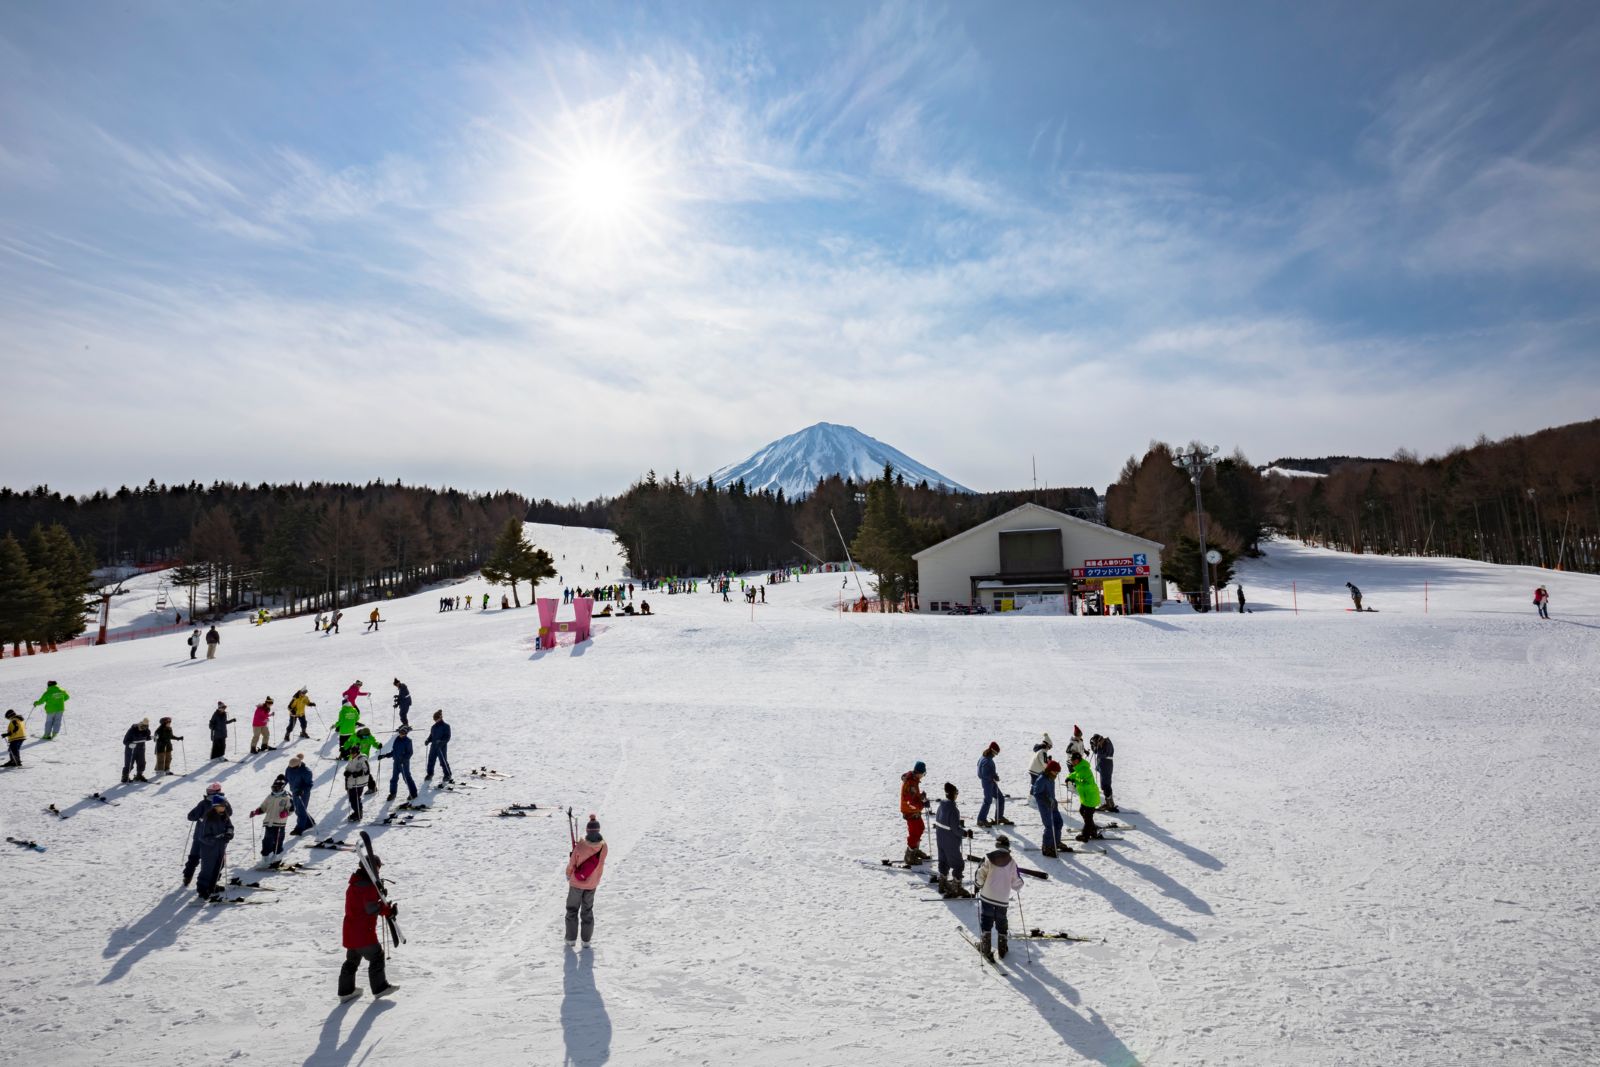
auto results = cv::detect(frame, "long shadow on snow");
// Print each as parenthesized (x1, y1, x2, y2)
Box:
(562, 945, 612, 1066)
(1115, 810, 1224, 871)
(1128, 615, 1182, 632)
(303, 998, 393, 1067)
(1096, 844, 1213, 916)
(55, 779, 143, 819)
(98, 887, 201, 984)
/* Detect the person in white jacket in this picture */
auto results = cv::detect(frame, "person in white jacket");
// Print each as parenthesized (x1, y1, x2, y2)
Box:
(1027, 733, 1053, 788)
(1066, 724, 1088, 762)
(344, 754, 372, 822)
(252, 776, 295, 862)
(974, 835, 1024, 961)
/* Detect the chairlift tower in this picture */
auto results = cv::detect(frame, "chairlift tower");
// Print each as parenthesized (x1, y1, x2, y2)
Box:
(1172, 444, 1220, 610)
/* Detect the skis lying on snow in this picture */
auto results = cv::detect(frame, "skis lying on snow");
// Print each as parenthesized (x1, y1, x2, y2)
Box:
(85, 792, 120, 806)
(394, 802, 430, 811)
(311, 838, 358, 851)
(43, 804, 63, 818)
(196, 895, 275, 906)
(492, 808, 551, 818)
(963, 854, 1055, 876)
(357, 830, 404, 947)
(379, 814, 431, 826)
(469, 767, 512, 780)
(7, 837, 46, 852)
(228, 877, 279, 891)
(1018, 928, 1102, 943)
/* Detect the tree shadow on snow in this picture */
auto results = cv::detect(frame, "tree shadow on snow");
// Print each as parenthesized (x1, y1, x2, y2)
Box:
(303, 998, 393, 1066)
(98, 887, 200, 984)
(1128, 615, 1182, 632)
(561, 945, 611, 1066)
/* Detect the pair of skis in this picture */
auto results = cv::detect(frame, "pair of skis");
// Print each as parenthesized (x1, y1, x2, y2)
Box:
(7, 836, 45, 853)
(357, 830, 404, 947)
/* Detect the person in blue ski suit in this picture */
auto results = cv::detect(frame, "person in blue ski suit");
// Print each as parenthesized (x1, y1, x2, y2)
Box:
(933, 782, 971, 898)
(377, 725, 418, 801)
(1031, 759, 1065, 857)
(188, 785, 235, 899)
(182, 783, 230, 885)
(284, 753, 316, 835)
(976, 741, 1009, 827)
(424, 710, 452, 783)
(392, 679, 412, 729)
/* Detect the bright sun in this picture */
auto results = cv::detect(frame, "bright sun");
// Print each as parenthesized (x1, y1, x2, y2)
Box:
(563, 148, 644, 223)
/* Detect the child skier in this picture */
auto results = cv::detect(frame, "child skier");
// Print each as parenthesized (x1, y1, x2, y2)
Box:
(188, 785, 234, 900)
(342, 680, 369, 709)
(1027, 732, 1052, 787)
(900, 761, 930, 865)
(392, 679, 412, 728)
(976, 741, 1010, 827)
(1031, 760, 1065, 857)
(252, 776, 294, 863)
(1066, 724, 1088, 762)
(285, 688, 316, 742)
(153, 717, 183, 776)
(933, 782, 970, 897)
(249, 697, 275, 754)
(376, 725, 417, 802)
(343, 750, 373, 821)
(424, 710, 452, 783)
(339, 853, 399, 1001)
(208, 702, 234, 760)
(5, 710, 26, 766)
(565, 813, 609, 946)
(285, 754, 316, 835)
(1066, 752, 1104, 841)
(121, 718, 152, 782)
(974, 834, 1023, 961)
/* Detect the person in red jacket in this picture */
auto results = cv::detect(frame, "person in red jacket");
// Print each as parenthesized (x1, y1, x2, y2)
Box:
(900, 761, 929, 866)
(342, 681, 369, 708)
(339, 857, 399, 1002)
(565, 813, 609, 946)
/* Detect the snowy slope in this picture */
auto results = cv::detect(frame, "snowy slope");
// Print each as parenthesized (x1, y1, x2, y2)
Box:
(711, 422, 973, 498)
(3, 529, 1599, 1065)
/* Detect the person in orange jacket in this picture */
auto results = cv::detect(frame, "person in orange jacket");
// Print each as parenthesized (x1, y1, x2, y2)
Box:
(565, 813, 609, 946)
(900, 761, 930, 866)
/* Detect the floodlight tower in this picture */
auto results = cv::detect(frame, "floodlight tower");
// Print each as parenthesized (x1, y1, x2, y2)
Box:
(1172, 444, 1220, 610)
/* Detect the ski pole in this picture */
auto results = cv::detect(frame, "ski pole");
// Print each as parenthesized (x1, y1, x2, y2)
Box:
(1015, 887, 1033, 965)
(249, 812, 257, 854)
(180, 822, 194, 865)
(180, 738, 189, 775)
(232, 719, 239, 756)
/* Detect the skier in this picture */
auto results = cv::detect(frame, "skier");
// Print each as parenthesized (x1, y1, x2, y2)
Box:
(121, 718, 152, 782)
(976, 741, 1009, 827)
(5, 710, 25, 766)
(208, 702, 235, 760)
(482, 593, 489, 610)
(974, 835, 1023, 961)
(376, 725, 418, 802)
(32, 681, 69, 740)
(182, 782, 227, 885)
(1237, 585, 1247, 614)
(1090, 733, 1117, 812)
(249, 697, 275, 754)
(1346, 582, 1363, 612)
(1066, 724, 1088, 762)
(314, 611, 326, 632)
(205, 625, 220, 659)
(899, 761, 930, 866)
(285, 753, 315, 836)
(1534, 586, 1550, 620)
(285, 688, 315, 742)
(933, 782, 970, 898)
(339, 852, 399, 1001)
(189, 784, 234, 900)
(343, 680, 369, 710)
(366, 607, 381, 633)
(252, 776, 293, 862)
(187, 628, 201, 659)
(343, 749, 373, 821)
(1026, 732, 1052, 788)
(565, 813, 609, 946)
(153, 717, 182, 777)
(424, 710, 452, 783)
(335, 700, 362, 754)
(1031, 760, 1065, 857)
(327, 610, 342, 634)
(392, 679, 411, 728)
(350, 728, 381, 796)
(1066, 751, 1103, 841)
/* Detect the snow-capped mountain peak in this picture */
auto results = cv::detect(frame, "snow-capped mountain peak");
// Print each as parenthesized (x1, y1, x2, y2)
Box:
(710, 423, 973, 498)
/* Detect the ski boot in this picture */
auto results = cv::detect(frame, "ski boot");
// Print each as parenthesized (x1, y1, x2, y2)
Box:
(996, 816, 1016, 826)
(1041, 845, 1058, 858)
(977, 929, 995, 962)
(997, 932, 1009, 959)
(976, 819, 993, 828)
(903, 847, 924, 866)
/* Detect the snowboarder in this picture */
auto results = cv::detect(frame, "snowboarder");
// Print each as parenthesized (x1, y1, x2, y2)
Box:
(565, 812, 609, 946)
(285, 688, 315, 742)
(933, 782, 970, 897)
(5, 710, 25, 766)
(249, 697, 275, 754)
(285, 753, 315, 835)
(1027, 732, 1052, 788)
(121, 718, 152, 782)
(366, 607, 381, 633)
(186, 628, 201, 659)
(974, 834, 1023, 961)
(339, 853, 399, 1001)
(1346, 582, 1363, 612)
(189, 784, 234, 899)
(252, 776, 294, 861)
(1031, 760, 1065, 856)
(1534, 586, 1550, 620)
(1066, 752, 1103, 841)
(208, 702, 235, 760)
(392, 679, 411, 728)
(1090, 733, 1117, 812)
(376, 725, 418, 802)
(153, 717, 182, 776)
(32, 681, 68, 740)
(335, 701, 362, 753)
(900, 761, 930, 865)
(343, 750, 373, 821)
(423, 710, 452, 783)
(204, 625, 220, 659)
(976, 741, 1008, 827)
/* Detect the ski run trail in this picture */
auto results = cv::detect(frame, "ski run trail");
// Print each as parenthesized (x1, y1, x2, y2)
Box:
(3, 523, 1598, 1066)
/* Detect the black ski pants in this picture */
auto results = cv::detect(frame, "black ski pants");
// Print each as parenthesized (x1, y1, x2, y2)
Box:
(339, 945, 388, 996)
(196, 842, 227, 897)
(284, 717, 310, 743)
(122, 744, 146, 779)
(1098, 759, 1114, 804)
(347, 787, 364, 821)
(210, 737, 226, 759)
(6, 739, 20, 765)
(565, 886, 596, 943)
(979, 900, 1008, 939)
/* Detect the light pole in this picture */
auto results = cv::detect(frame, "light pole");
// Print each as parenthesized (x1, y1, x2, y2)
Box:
(1527, 488, 1545, 568)
(1172, 444, 1219, 610)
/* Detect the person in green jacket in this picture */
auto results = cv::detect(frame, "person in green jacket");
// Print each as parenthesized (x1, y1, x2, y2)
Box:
(349, 727, 381, 793)
(335, 702, 362, 756)
(33, 681, 69, 740)
(1066, 752, 1103, 842)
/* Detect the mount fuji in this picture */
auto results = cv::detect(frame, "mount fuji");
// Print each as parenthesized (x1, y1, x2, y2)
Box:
(710, 422, 973, 499)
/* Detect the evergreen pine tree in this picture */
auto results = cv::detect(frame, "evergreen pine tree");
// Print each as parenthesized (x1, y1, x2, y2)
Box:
(851, 465, 916, 609)
(0, 533, 56, 655)
(35, 524, 95, 644)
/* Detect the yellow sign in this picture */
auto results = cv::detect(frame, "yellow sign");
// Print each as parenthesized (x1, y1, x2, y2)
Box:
(1101, 579, 1124, 612)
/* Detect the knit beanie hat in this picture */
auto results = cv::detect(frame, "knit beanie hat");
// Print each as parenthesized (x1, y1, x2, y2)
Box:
(289, 755, 303, 767)
(985, 741, 1000, 754)
(995, 834, 1011, 851)
(1045, 759, 1061, 775)
(912, 761, 926, 775)
(206, 781, 223, 794)
(585, 813, 602, 843)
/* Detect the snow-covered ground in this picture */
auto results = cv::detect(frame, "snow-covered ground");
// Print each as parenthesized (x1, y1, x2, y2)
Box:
(3, 528, 1598, 1065)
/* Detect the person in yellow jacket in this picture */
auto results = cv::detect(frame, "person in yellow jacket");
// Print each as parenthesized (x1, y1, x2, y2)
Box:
(285, 688, 316, 744)
(365, 607, 382, 633)
(4, 710, 25, 766)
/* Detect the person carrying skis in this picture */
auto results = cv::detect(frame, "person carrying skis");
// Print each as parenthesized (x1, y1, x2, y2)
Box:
(189, 785, 235, 900)
(1031, 760, 1065, 856)
(32, 681, 69, 740)
(1090, 733, 1117, 812)
(1027, 732, 1052, 788)
(424, 710, 452, 783)
(187, 628, 201, 659)
(565, 813, 609, 946)
(933, 782, 970, 898)
(334, 701, 362, 754)
(1534, 586, 1550, 620)
(208, 702, 235, 761)
(285, 753, 316, 835)
(285, 688, 316, 742)
(153, 717, 182, 777)
(343, 750, 373, 821)
(976, 741, 1009, 827)
(205, 625, 220, 659)
(900, 761, 930, 866)
(1346, 582, 1363, 612)
(392, 679, 411, 728)
(5, 710, 25, 766)
(376, 725, 418, 802)
(974, 834, 1023, 962)
(1066, 751, 1104, 841)
(339, 852, 399, 1001)
(121, 718, 152, 782)
(249, 697, 275, 754)
(252, 776, 294, 863)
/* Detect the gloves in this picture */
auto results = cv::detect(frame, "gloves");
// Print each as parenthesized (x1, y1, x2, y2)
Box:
(250, 809, 261, 817)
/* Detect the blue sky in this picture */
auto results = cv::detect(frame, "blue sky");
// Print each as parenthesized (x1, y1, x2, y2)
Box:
(2, 1, 1597, 498)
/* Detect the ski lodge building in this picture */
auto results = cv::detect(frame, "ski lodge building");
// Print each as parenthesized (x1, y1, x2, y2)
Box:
(914, 502, 1164, 614)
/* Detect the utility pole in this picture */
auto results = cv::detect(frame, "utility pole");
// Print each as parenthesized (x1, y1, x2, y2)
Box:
(1528, 488, 1545, 568)
(1172, 444, 1220, 611)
